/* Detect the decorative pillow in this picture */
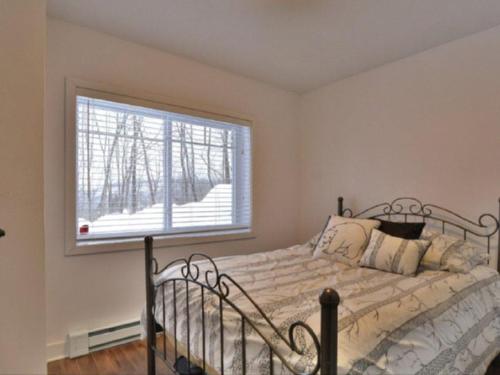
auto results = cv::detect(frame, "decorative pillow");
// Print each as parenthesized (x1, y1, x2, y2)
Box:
(378, 219, 425, 239)
(313, 216, 380, 265)
(420, 229, 489, 273)
(360, 229, 430, 276)
(304, 232, 322, 253)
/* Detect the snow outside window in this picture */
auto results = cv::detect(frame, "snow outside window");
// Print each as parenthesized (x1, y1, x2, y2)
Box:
(75, 95, 252, 241)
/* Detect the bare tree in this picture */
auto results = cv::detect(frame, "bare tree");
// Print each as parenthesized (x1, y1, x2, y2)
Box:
(79, 103, 167, 222)
(96, 111, 110, 214)
(130, 116, 140, 214)
(85, 101, 93, 220)
(221, 129, 231, 184)
(114, 133, 122, 212)
(188, 124, 198, 201)
(139, 125, 157, 205)
(204, 127, 214, 188)
(177, 122, 189, 201)
(96, 113, 128, 215)
(119, 128, 131, 212)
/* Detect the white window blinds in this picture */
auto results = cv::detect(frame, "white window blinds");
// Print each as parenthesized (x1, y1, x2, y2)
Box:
(76, 95, 252, 241)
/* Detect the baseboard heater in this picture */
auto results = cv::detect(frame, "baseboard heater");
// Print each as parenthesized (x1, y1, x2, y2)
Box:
(68, 320, 141, 358)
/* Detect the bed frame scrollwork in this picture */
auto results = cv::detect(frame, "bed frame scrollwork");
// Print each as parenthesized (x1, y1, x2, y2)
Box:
(145, 196, 500, 375)
(145, 238, 339, 375)
(337, 196, 500, 271)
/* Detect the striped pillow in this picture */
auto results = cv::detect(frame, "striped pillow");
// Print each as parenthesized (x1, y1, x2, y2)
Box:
(419, 229, 488, 273)
(360, 229, 430, 276)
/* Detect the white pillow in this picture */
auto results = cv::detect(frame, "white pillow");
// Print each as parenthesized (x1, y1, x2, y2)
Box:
(360, 229, 430, 276)
(420, 229, 489, 273)
(313, 215, 380, 265)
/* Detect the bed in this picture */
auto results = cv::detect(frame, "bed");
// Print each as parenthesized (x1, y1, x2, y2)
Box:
(143, 197, 500, 375)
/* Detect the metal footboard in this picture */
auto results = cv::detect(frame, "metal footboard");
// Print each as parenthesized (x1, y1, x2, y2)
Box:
(144, 236, 340, 375)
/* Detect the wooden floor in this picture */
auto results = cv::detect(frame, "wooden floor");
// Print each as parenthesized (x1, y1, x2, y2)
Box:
(48, 339, 500, 375)
(47, 340, 173, 375)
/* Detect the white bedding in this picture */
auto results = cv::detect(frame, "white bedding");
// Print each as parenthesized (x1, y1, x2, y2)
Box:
(147, 242, 500, 374)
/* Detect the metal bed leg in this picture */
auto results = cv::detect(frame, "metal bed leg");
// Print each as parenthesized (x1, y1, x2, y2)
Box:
(145, 236, 156, 375)
(320, 288, 340, 375)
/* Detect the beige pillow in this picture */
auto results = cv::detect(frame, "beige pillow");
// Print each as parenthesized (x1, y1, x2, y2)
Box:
(420, 229, 488, 273)
(313, 216, 380, 265)
(360, 229, 430, 276)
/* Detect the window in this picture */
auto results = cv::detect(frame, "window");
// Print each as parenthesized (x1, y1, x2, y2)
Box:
(69, 84, 252, 247)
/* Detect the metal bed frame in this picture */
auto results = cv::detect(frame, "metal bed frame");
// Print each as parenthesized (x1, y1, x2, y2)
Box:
(144, 196, 500, 375)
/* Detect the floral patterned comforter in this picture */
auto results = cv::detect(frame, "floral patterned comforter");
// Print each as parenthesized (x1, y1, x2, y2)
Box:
(149, 243, 500, 375)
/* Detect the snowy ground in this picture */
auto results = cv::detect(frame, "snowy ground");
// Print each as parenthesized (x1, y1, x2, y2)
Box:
(78, 184, 232, 237)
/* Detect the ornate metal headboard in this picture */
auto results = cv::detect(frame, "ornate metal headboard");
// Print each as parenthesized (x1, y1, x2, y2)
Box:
(337, 197, 500, 271)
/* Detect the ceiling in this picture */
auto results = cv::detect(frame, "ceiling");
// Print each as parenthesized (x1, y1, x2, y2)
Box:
(48, 0, 500, 93)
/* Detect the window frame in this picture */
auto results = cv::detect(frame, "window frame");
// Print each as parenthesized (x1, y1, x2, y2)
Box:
(65, 78, 255, 256)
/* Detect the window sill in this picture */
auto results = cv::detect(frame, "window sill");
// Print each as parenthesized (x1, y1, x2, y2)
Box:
(66, 229, 256, 256)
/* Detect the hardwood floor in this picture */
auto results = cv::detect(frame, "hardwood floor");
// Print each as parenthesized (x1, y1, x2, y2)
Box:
(48, 339, 499, 375)
(47, 340, 173, 375)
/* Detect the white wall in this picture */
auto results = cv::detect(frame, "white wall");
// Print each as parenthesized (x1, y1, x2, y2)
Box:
(46, 16, 500, 360)
(0, 0, 47, 372)
(299, 25, 500, 265)
(45, 19, 300, 357)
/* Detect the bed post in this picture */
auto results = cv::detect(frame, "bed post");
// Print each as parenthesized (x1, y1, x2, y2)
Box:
(320, 288, 340, 375)
(337, 196, 344, 216)
(145, 236, 156, 375)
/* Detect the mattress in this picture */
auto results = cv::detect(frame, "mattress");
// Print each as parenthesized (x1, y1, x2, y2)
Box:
(148, 242, 500, 374)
